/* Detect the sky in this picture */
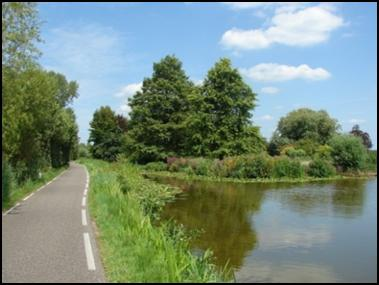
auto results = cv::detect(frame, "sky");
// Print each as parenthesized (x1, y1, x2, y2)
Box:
(37, 2, 377, 148)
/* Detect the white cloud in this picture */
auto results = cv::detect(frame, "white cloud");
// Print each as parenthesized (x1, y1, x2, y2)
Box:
(261, 86, 279, 94)
(220, 4, 344, 50)
(115, 82, 142, 98)
(349, 118, 366, 124)
(259, 115, 274, 121)
(222, 2, 276, 10)
(241, 63, 331, 82)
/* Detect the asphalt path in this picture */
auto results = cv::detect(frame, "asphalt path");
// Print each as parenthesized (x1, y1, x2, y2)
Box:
(2, 162, 105, 283)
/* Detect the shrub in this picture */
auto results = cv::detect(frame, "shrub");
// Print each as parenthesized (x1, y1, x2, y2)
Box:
(144, 162, 167, 172)
(188, 158, 213, 176)
(243, 154, 273, 178)
(272, 157, 305, 178)
(168, 157, 188, 172)
(329, 134, 368, 171)
(2, 160, 13, 208)
(281, 146, 307, 159)
(211, 159, 227, 177)
(314, 145, 333, 160)
(307, 159, 336, 177)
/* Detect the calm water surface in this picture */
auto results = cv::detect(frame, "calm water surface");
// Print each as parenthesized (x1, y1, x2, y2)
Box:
(155, 177, 377, 283)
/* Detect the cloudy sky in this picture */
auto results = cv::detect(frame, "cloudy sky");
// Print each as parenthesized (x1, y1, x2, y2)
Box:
(37, 2, 377, 148)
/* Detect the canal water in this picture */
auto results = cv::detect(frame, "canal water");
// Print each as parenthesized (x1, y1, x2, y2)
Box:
(155, 177, 377, 282)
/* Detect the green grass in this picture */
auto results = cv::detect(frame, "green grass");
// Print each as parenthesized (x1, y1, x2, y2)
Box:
(79, 158, 231, 283)
(2, 166, 67, 211)
(143, 170, 375, 185)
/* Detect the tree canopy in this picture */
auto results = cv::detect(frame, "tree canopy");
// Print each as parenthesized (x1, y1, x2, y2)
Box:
(88, 106, 127, 162)
(349, 125, 372, 149)
(2, 3, 79, 183)
(276, 108, 339, 144)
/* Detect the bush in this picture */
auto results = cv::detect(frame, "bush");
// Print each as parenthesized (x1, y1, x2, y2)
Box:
(314, 145, 333, 160)
(188, 158, 213, 176)
(272, 157, 305, 178)
(168, 157, 188, 172)
(144, 162, 167, 172)
(243, 154, 273, 178)
(2, 160, 13, 208)
(281, 146, 307, 159)
(307, 159, 336, 177)
(329, 134, 368, 171)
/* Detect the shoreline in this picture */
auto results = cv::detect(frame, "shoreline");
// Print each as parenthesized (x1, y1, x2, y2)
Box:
(143, 171, 377, 185)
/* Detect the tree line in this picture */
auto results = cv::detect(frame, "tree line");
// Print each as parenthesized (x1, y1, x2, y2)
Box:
(88, 55, 375, 174)
(2, 2, 79, 192)
(88, 55, 265, 163)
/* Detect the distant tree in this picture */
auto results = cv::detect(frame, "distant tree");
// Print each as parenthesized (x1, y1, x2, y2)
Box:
(126, 55, 193, 163)
(349, 125, 372, 149)
(329, 134, 367, 172)
(88, 106, 125, 161)
(277, 108, 339, 144)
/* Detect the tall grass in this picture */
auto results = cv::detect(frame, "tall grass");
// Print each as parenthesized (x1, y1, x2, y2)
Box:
(81, 158, 230, 282)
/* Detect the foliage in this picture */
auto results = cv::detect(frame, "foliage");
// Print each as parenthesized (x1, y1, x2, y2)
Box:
(242, 154, 273, 178)
(277, 108, 339, 144)
(307, 159, 336, 177)
(126, 55, 193, 163)
(294, 138, 321, 156)
(2, 4, 79, 183)
(143, 161, 167, 172)
(272, 157, 305, 178)
(88, 106, 127, 162)
(267, 131, 292, 156)
(81, 158, 229, 282)
(126, 56, 265, 163)
(78, 143, 90, 158)
(314, 144, 333, 160)
(350, 125, 372, 149)
(185, 58, 265, 158)
(2, 2, 41, 71)
(280, 146, 307, 159)
(2, 160, 13, 207)
(329, 134, 368, 171)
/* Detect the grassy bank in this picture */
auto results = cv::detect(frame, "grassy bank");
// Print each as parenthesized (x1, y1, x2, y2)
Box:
(2, 166, 67, 211)
(143, 170, 376, 185)
(79, 158, 230, 283)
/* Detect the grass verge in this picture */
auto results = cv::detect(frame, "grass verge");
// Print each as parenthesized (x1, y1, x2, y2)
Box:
(79, 158, 230, 283)
(2, 166, 66, 212)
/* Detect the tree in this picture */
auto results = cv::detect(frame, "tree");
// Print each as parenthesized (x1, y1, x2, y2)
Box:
(329, 134, 368, 172)
(2, 2, 41, 72)
(349, 125, 372, 149)
(126, 55, 193, 163)
(88, 106, 126, 161)
(185, 58, 265, 158)
(2, 3, 80, 183)
(277, 108, 339, 144)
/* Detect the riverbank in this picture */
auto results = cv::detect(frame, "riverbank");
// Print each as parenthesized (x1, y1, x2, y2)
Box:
(78, 158, 230, 282)
(143, 170, 376, 185)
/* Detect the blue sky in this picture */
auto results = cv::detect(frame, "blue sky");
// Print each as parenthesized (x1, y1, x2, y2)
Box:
(37, 2, 377, 148)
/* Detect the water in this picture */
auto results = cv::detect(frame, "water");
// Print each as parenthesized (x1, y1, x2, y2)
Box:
(155, 177, 377, 283)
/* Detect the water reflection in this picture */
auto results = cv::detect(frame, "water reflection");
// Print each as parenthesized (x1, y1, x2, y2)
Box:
(160, 179, 265, 269)
(152, 176, 376, 282)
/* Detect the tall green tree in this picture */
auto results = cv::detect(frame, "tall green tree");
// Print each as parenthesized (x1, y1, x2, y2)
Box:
(88, 106, 127, 161)
(2, 2, 80, 184)
(126, 55, 193, 163)
(186, 58, 264, 158)
(2, 2, 41, 72)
